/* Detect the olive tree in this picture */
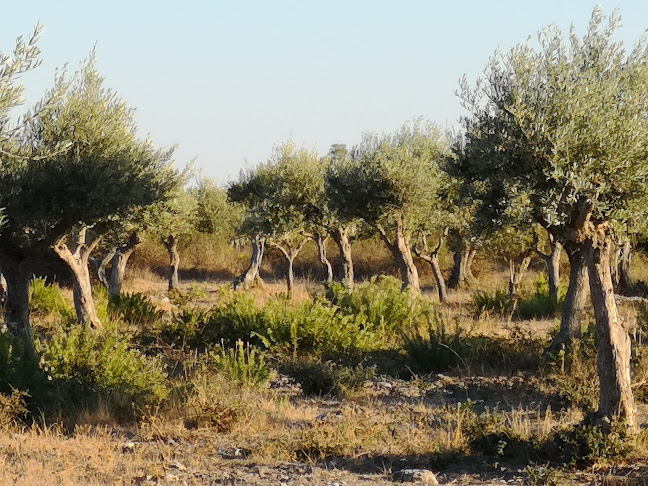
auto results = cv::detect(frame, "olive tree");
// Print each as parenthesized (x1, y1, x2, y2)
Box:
(459, 8, 648, 430)
(327, 121, 451, 293)
(228, 141, 316, 292)
(0, 55, 178, 343)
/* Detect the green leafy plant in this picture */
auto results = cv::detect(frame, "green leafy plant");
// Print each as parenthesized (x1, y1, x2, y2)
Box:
(108, 292, 164, 327)
(472, 290, 515, 318)
(211, 340, 270, 389)
(29, 277, 74, 322)
(38, 323, 169, 416)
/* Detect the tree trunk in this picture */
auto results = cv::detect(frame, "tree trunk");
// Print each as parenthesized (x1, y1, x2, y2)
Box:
(547, 241, 563, 305)
(270, 238, 308, 294)
(53, 228, 103, 329)
(618, 240, 632, 295)
(429, 254, 447, 303)
(233, 235, 265, 290)
(314, 233, 333, 283)
(0, 271, 7, 304)
(3, 262, 35, 358)
(97, 247, 116, 287)
(412, 231, 448, 303)
(330, 226, 354, 291)
(586, 235, 637, 432)
(448, 234, 470, 289)
(164, 235, 180, 291)
(465, 248, 478, 286)
(546, 244, 588, 353)
(377, 222, 420, 294)
(108, 232, 141, 298)
(507, 252, 532, 297)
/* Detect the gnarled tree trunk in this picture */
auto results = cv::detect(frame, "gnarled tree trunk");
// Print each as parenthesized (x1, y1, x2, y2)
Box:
(586, 234, 636, 432)
(271, 237, 309, 293)
(97, 247, 116, 287)
(314, 233, 333, 283)
(533, 230, 563, 305)
(330, 226, 354, 291)
(465, 248, 478, 286)
(233, 235, 265, 290)
(53, 227, 103, 329)
(617, 240, 632, 295)
(413, 230, 448, 303)
(164, 234, 180, 291)
(108, 232, 141, 298)
(2, 260, 35, 358)
(546, 244, 588, 353)
(449, 234, 476, 289)
(377, 221, 420, 294)
(507, 251, 533, 297)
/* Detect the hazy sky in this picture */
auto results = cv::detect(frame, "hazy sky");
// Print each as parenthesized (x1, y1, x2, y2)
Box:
(2, 1, 647, 183)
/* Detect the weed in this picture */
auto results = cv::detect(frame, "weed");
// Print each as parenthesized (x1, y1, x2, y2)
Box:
(0, 389, 29, 429)
(472, 289, 515, 318)
(29, 277, 74, 322)
(38, 323, 169, 418)
(211, 340, 271, 388)
(281, 358, 375, 397)
(108, 292, 164, 327)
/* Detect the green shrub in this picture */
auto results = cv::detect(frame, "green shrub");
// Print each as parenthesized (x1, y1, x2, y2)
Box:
(547, 333, 599, 412)
(281, 358, 375, 397)
(38, 323, 169, 416)
(29, 277, 74, 322)
(472, 289, 515, 318)
(326, 276, 435, 334)
(516, 277, 564, 320)
(108, 292, 164, 327)
(210, 340, 270, 388)
(539, 419, 633, 466)
(404, 319, 543, 374)
(155, 281, 426, 360)
(0, 328, 46, 398)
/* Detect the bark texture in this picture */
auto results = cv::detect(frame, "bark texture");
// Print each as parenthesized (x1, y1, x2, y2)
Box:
(546, 244, 588, 353)
(53, 227, 103, 329)
(3, 262, 34, 358)
(314, 233, 333, 283)
(533, 230, 563, 305)
(108, 232, 141, 298)
(377, 221, 419, 294)
(413, 231, 448, 303)
(271, 237, 309, 293)
(507, 251, 533, 297)
(586, 235, 636, 431)
(330, 226, 354, 291)
(164, 234, 180, 291)
(97, 247, 116, 287)
(233, 235, 265, 290)
(448, 235, 477, 289)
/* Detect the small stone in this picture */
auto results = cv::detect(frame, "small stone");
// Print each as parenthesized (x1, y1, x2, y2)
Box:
(121, 440, 138, 453)
(393, 468, 439, 485)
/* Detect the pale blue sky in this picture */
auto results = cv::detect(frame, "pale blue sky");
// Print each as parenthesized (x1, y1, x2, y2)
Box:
(1, 1, 647, 182)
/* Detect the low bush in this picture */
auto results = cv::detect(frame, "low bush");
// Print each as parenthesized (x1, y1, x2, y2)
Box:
(38, 323, 169, 417)
(281, 358, 375, 397)
(516, 277, 564, 320)
(538, 419, 633, 466)
(155, 281, 434, 361)
(108, 292, 164, 327)
(405, 321, 543, 374)
(472, 289, 515, 318)
(0, 389, 29, 429)
(210, 340, 271, 388)
(29, 277, 74, 322)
